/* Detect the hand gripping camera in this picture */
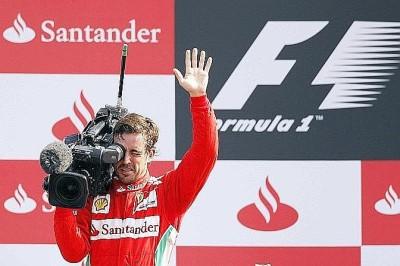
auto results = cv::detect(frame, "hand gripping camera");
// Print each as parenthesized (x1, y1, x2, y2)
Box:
(41, 44, 129, 208)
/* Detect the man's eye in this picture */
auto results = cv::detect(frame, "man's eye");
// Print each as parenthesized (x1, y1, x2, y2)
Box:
(130, 151, 143, 157)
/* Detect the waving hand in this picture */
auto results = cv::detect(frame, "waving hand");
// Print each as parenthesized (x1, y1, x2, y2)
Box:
(173, 48, 213, 97)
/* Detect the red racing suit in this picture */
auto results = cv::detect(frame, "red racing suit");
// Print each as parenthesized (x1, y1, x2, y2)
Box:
(54, 95, 218, 266)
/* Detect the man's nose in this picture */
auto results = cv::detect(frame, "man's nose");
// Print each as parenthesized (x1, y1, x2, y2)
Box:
(122, 152, 130, 164)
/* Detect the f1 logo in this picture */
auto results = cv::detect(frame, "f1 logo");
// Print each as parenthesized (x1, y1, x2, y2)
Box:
(213, 21, 400, 110)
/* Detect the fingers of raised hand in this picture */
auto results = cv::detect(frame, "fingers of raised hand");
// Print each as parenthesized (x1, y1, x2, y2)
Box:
(173, 68, 184, 84)
(204, 56, 212, 73)
(199, 50, 205, 69)
(185, 49, 191, 73)
(185, 48, 212, 73)
(192, 48, 198, 69)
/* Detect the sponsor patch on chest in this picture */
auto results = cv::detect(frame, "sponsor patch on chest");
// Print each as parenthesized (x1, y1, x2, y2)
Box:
(90, 216, 160, 240)
(135, 189, 158, 212)
(92, 194, 111, 214)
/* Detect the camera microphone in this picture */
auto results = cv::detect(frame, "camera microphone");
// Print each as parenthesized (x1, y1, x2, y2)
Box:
(40, 141, 73, 174)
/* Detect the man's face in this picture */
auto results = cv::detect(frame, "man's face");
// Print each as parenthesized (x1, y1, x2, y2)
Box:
(114, 132, 152, 184)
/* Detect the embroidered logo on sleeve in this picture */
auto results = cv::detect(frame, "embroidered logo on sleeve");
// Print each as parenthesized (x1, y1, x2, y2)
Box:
(148, 176, 163, 185)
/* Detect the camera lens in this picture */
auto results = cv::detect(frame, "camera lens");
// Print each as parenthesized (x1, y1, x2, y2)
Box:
(55, 176, 82, 202)
(47, 172, 89, 208)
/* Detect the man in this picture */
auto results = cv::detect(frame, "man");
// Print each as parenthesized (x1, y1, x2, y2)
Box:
(53, 48, 218, 266)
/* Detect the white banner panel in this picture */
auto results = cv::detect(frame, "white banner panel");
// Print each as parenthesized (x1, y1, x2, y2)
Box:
(362, 245, 400, 266)
(0, 74, 175, 160)
(177, 160, 361, 246)
(0, 244, 84, 265)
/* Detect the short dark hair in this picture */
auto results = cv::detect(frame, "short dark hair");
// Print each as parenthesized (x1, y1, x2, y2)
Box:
(113, 113, 159, 154)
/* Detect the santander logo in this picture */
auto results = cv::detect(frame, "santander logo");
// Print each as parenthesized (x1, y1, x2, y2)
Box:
(3, 184, 37, 214)
(3, 13, 161, 44)
(374, 185, 400, 215)
(3, 13, 36, 43)
(238, 176, 298, 231)
(91, 224, 100, 237)
(52, 90, 95, 140)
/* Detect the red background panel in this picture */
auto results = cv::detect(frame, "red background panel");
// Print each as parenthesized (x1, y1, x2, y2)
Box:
(177, 246, 360, 266)
(148, 161, 174, 177)
(362, 161, 400, 244)
(0, 160, 174, 243)
(0, 1, 173, 74)
(0, 160, 55, 243)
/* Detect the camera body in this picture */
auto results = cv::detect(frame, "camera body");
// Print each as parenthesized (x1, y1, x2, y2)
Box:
(44, 105, 127, 208)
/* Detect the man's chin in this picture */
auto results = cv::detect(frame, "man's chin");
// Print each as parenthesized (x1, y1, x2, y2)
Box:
(117, 173, 136, 184)
(118, 177, 135, 184)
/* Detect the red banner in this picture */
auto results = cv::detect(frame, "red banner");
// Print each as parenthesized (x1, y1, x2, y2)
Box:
(0, 1, 173, 74)
(177, 246, 360, 266)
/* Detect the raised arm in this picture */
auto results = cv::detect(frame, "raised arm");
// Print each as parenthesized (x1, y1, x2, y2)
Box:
(166, 48, 218, 217)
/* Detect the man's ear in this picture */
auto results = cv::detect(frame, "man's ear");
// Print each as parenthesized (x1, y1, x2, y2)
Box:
(146, 148, 155, 164)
